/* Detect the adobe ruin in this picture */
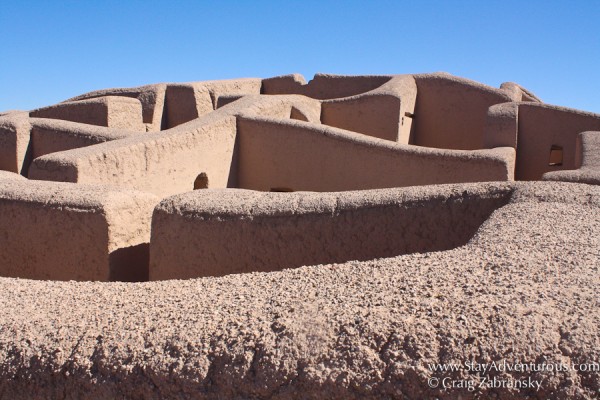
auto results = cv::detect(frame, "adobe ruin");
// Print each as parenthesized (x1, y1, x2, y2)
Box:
(0, 73, 599, 398)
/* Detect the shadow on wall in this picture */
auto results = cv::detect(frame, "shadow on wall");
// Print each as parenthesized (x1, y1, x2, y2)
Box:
(149, 185, 514, 280)
(109, 243, 150, 282)
(410, 74, 514, 150)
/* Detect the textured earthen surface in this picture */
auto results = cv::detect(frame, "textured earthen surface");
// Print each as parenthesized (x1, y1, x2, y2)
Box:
(66, 84, 167, 132)
(237, 116, 515, 192)
(30, 96, 145, 131)
(0, 170, 26, 180)
(0, 111, 31, 174)
(1, 72, 599, 399)
(411, 73, 514, 150)
(543, 131, 600, 185)
(29, 117, 136, 159)
(150, 183, 512, 279)
(320, 75, 417, 142)
(515, 104, 600, 180)
(0, 180, 158, 281)
(484, 103, 600, 181)
(0, 181, 598, 399)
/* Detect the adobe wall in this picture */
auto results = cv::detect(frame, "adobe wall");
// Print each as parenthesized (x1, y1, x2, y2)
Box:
(203, 78, 263, 108)
(484, 102, 600, 181)
(577, 131, 600, 167)
(163, 84, 213, 129)
(1, 72, 600, 399)
(320, 75, 417, 143)
(27, 95, 319, 197)
(0, 180, 157, 281)
(150, 183, 513, 279)
(289, 101, 322, 123)
(237, 116, 515, 192)
(0, 170, 26, 180)
(66, 84, 167, 132)
(18, 74, 541, 195)
(411, 73, 514, 150)
(30, 118, 135, 159)
(0, 116, 138, 177)
(0, 182, 599, 399)
(2, 72, 596, 286)
(30, 96, 145, 131)
(515, 103, 600, 180)
(28, 115, 238, 196)
(483, 102, 519, 149)
(322, 93, 402, 141)
(262, 73, 392, 99)
(0, 111, 31, 175)
(543, 131, 600, 185)
(163, 79, 262, 129)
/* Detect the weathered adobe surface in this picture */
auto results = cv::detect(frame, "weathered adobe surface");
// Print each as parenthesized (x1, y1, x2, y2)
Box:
(1, 73, 599, 399)
(0, 181, 598, 399)
(149, 183, 514, 279)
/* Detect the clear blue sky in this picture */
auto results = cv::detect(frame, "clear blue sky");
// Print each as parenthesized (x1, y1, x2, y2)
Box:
(1, 1, 598, 113)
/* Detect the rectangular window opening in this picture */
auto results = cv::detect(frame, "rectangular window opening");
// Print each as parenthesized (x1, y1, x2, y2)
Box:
(549, 145, 563, 167)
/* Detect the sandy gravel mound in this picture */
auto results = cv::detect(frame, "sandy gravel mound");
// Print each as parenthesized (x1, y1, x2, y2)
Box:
(0, 181, 598, 399)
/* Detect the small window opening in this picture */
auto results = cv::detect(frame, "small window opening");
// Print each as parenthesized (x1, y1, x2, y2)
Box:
(549, 145, 563, 167)
(194, 172, 209, 189)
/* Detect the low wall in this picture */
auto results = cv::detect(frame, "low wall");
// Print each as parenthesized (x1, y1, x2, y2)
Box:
(0, 180, 157, 281)
(484, 103, 600, 181)
(516, 103, 600, 180)
(0, 112, 31, 175)
(67, 84, 167, 132)
(150, 183, 513, 279)
(0, 182, 599, 399)
(204, 78, 262, 107)
(0, 170, 26, 180)
(238, 116, 514, 192)
(577, 131, 600, 170)
(543, 131, 600, 185)
(30, 118, 135, 159)
(1, 115, 138, 177)
(30, 96, 145, 131)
